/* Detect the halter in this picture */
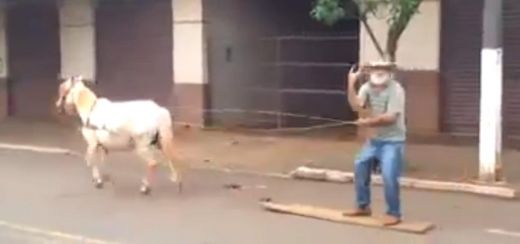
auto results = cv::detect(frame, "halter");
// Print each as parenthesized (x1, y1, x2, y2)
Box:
(84, 99, 102, 130)
(60, 79, 102, 130)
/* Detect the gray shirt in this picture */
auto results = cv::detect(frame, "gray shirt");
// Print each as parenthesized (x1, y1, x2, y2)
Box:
(358, 80, 406, 141)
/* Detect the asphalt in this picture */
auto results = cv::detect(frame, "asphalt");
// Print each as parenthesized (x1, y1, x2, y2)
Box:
(0, 149, 520, 244)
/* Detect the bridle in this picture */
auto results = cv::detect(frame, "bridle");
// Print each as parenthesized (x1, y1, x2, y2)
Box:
(57, 82, 75, 114)
(58, 79, 98, 121)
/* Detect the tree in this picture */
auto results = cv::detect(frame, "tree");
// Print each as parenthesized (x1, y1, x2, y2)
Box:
(311, 0, 423, 62)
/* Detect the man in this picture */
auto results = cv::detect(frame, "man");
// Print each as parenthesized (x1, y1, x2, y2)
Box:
(343, 60, 406, 226)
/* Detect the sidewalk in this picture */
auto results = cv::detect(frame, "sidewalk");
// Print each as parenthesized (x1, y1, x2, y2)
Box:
(1, 118, 519, 188)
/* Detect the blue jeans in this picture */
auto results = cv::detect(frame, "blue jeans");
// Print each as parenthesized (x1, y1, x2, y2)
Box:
(354, 139, 404, 218)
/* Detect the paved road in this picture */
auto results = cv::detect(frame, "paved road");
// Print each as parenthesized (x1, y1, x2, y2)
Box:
(0, 149, 519, 244)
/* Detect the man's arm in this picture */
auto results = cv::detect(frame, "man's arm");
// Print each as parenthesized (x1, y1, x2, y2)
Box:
(357, 113, 398, 127)
(347, 65, 367, 112)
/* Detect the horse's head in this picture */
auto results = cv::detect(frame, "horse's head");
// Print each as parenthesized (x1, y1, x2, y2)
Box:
(55, 75, 85, 115)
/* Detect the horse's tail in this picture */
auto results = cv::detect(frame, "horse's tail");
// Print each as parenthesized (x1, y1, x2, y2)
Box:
(158, 110, 175, 160)
(157, 108, 184, 191)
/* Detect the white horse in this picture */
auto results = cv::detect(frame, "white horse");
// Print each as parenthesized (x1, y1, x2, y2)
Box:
(55, 76, 184, 195)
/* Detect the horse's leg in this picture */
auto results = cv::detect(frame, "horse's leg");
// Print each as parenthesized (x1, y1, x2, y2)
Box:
(159, 138, 184, 193)
(167, 159, 184, 193)
(136, 145, 157, 195)
(85, 144, 96, 168)
(86, 144, 104, 189)
(141, 161, 158, 195)
(97, 145, 111, 182)
(82, 128, 106, 188)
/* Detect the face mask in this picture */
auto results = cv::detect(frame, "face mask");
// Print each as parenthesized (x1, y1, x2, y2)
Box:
(369, 71, 392, 85)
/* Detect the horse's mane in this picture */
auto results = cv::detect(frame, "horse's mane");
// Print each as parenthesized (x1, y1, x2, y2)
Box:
(73, 83, 98, 117)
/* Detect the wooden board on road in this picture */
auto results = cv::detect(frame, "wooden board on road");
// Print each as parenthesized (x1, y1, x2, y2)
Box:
(260, 200, 435, 234)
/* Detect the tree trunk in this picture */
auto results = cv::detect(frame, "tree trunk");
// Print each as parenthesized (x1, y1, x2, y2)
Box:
(386, 19, 410, 62)
(361, 18, 385, 60)
(386, 33, 398, 62)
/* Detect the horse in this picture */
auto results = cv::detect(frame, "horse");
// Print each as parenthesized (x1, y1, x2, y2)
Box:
(55, 76, 184, 195)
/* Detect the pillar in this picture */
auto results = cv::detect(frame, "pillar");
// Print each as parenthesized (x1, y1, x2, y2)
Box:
(59, 0, 95, 81)
(172, 0, 208, 126)
(479, 0, 503, 182)
(0, 7, 8, 121)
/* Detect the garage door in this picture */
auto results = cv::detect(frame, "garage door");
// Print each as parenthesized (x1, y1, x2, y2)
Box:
(95, 0, 173, 107)
(7, 2, 61, 118)
(440, 0, 483, 136)
(503, 0, 520, 141)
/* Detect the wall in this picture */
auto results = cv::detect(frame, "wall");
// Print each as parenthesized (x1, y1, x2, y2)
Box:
(359, 0, 441, 135)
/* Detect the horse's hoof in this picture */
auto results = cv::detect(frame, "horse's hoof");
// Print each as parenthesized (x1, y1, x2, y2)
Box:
(140, 185, 151, 195)
(93, 179, 104, 189)
(101, 174, 112, 183)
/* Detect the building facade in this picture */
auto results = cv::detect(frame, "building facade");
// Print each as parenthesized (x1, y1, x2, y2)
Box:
(0, 0, 517, 141)
(362, 0, 520, 143)
(0, 0, 360, 129)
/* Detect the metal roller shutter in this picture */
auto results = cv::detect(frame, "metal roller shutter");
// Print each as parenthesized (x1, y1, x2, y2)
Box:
(440, 0, 483, 136)
(503, 0, 520, 141)
(95, 0, 173, 107)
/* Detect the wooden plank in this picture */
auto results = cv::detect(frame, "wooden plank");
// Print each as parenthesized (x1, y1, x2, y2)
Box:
(260, 201, 435, 234)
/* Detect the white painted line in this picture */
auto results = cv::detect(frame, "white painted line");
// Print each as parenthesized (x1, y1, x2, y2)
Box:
(486, 228, 520, 238)
(0, 220, 118, 244)
(0, 143, 81, 156)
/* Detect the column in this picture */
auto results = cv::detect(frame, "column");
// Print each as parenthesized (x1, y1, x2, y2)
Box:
(0, 8, 8, 121)
(479, 0, 503, 182)
(172, 0, 208, 126)
(59, 0, 95, 81)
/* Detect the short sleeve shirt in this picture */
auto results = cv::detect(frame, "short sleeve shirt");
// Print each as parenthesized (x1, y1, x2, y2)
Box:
(358, 80, 406, 141)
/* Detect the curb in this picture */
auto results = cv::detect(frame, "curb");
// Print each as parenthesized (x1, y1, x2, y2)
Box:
(289, 166, 517, 199)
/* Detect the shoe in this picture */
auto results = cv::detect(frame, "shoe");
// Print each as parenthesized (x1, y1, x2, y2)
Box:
(343, 208, 372, 217)
(381, 215, 401, 226)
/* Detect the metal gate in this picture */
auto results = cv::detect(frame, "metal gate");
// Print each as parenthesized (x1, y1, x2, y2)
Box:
(95, 0, 173, 107)
(204, 0, 359, 129)
(207, 34, 359, 129)
(440, 0, 484, 136)
(265, 35, 358, 127)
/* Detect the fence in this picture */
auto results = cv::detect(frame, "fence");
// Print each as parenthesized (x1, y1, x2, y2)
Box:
(207, 33, 359, 130)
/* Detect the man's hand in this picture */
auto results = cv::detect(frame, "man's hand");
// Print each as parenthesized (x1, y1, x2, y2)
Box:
(355, 118, 373, 127)
(347, 64, 363, 87)
(346, 64, 367, 112)
(356, 113, 399, 127)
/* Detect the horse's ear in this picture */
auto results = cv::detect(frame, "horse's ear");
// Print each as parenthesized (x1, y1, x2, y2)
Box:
(82, 78, 96, 89)
(57, 73, 64, 83)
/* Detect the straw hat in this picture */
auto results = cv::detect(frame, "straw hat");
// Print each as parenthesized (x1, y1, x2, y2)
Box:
(364, 60, 397, 71)
(364, 60, 396, 85)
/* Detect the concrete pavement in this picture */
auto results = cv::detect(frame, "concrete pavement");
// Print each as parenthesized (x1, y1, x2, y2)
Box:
(0, 149, 520, 243)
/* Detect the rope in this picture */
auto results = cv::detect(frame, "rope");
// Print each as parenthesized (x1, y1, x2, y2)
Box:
(171, 107, 358, 133)
(173, 106, 346, 123)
